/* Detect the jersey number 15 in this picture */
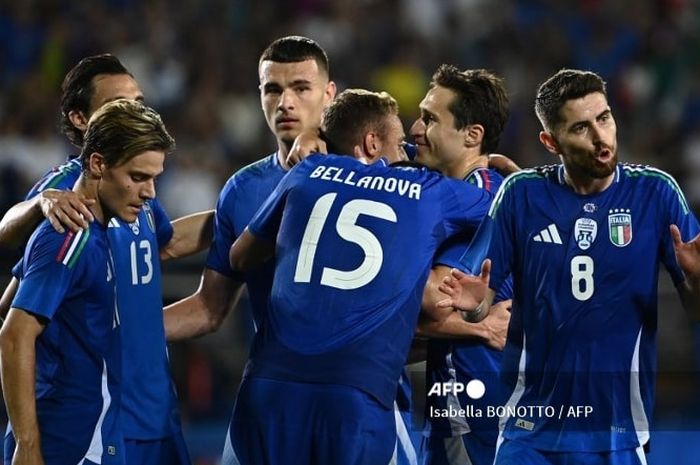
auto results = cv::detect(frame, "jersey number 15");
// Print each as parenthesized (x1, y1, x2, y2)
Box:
(294, 193, 397, 290)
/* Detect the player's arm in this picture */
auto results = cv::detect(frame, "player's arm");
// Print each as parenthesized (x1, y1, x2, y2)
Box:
(160, 210, 215, 261)
(417, 262, 508, 349)
(229, 228, 275, 273)
(0, 308, 47, 465)
(286, 129, 328, 167)
(164, 268, 245, 341)
(418, 299, 509, 350)
(0, 190, 94, 249)
(670, 225, 700, 318)
(0, 277, 19, 322)
(487, 153, 520, 176)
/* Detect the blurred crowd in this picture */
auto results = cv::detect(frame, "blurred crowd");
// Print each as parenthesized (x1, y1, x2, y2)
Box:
(2, 0, 700, 215)
(2, 0, 700, 459)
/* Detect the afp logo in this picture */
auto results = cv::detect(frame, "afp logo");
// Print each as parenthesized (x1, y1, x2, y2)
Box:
(608, 209, 632, 247)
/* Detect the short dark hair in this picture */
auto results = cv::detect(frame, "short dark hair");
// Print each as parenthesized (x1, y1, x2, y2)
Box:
(61, 54, 133, 147)
(535, 69, 607, 131)
(258, 36, 329, 76)
(322, 89, 399, 155)
(430, 65, 509, 154)
(80, 99, 175, 169)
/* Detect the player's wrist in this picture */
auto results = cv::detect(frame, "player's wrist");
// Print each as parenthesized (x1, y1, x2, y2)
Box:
(460, 301, 489, 323)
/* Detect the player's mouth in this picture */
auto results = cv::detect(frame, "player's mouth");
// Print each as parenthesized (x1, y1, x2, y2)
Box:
(276, 116, 299, 128)
(412, 141, 429, 157)
(594, 148, 613, 163)
(128, 204, 143, 214)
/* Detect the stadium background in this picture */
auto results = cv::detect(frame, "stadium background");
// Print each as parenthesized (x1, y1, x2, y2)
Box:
(0, 0, 699, 462)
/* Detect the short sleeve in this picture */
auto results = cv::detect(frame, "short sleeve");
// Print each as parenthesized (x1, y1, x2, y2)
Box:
(12, 225, 84, 321)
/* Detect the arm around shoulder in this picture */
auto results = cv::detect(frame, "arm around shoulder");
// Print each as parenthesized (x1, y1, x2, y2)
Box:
(0, 190, 94, 249)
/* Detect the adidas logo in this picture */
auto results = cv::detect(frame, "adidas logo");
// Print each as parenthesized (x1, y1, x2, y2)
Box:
(533, 224, 562, 244)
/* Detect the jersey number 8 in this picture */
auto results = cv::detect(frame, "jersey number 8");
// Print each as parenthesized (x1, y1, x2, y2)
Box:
(571, 255, 594, 301)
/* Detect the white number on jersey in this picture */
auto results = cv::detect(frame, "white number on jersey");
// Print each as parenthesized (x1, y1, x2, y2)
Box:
(294, 192, 397, 290)
(129, 240, 153, 285)
(570, 255, 594, 301)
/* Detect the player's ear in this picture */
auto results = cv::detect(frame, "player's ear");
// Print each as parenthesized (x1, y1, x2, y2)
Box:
(464, 123, 484, 149)
(361, 131, 381, 163)
(539, 131, 560, 156)
(324, 80, 337, 104)
(68, 110, 89, 133)
(88, 152, 106, 178)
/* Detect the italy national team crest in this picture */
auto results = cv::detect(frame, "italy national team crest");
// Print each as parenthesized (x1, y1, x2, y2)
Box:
(128, 218, 140, 235)
(574, 218, 597, 250)
(143, 203, 156, 233)
(608, 209, 632, 247)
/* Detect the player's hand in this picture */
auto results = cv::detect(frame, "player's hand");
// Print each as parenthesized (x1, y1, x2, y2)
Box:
(488, 153, 520, 176)
(436, 259, 491, 311)
(671, 225, 700, 279)
(287, 130, 327, 168)
(38, 189, 95, 234)
(12, 443, 45, 465)
(478, 299, 511, 350)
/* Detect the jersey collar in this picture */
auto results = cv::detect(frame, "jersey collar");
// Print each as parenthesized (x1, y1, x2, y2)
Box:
(557, 164, 620, 186)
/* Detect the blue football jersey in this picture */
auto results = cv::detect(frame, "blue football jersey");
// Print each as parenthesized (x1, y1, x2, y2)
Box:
(205, 153, 286, 328)
(426, 168, 508, 447)
(242, 154, 494, 408)
(19, 156, 178, 440)
(11, 220, 123, 464)
(485, 164, 700, 452)
(106, 200, 176, 439)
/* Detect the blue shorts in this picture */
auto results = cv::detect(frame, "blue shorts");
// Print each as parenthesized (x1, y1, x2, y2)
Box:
(223, 377, 396, 465)
(394, 401, 428, 465)
(494, 438, 648, 465)
(124, 431, 191, 465)
(4, 414, 124, 465)
(425, 432, 495, 465)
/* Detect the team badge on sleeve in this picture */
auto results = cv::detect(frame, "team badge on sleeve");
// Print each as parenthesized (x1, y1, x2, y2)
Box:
(574, 218, 597, 250)
(608, 209, 632, 247)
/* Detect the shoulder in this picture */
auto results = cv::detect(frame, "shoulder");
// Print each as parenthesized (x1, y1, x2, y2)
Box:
(219, 153, 282, 196)
(486, 166, 558, 217)
(620, 163, 681, 188)
(227, 153, 280, 186)
(620, 163, 690, 211)
(466, 167, 505, 193)
(28, 157, 81, 195)
(27, 222, 103, 271)
(498, 165, 557, 192)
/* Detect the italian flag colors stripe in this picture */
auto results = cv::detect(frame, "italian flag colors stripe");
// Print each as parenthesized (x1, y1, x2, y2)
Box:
(55, 229, 91, 268)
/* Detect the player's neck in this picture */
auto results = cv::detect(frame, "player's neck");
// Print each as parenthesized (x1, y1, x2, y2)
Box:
(276, 142, 292, 171)
(74, 175, 105, 225)
(562, 169, 615, 195)
(450, 153, 488, 180)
